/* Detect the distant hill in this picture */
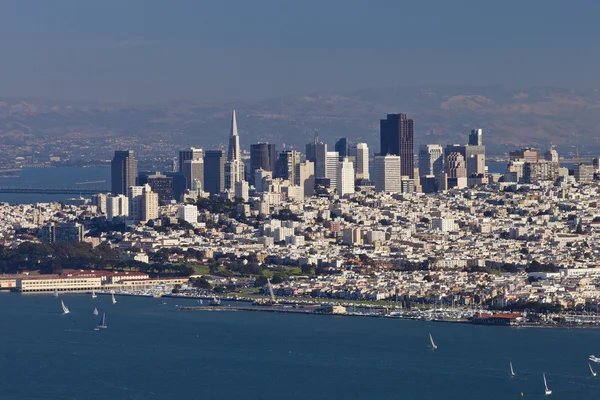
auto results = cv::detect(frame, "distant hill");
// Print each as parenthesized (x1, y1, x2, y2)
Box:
(2, 85, 600, 157)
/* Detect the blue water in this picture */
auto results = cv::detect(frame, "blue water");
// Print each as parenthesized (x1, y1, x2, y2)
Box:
(1, 293, 599, 399)
(0, 167, 110, 204)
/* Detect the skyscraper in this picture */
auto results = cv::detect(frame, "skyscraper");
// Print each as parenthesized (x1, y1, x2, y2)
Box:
(374, 155, 401, 193)
(335, 138, 349, 158)
(337, 158, 355, 196)
(178, 147, 203, 174)
(419, 145, 444, 178)
(225, 110, 244, 189)
(305, 130, 320, 162)
(204, 150, 225, 194)
(469, 129, 483, 146)
(183, 159, 204, 191)
(275, 150, 300, 183)
(380, 113, 414, 178)
(326, 151, 339, 187)
(250, 143, 277, 173)
(111, 150, 138, 195)
(314, 142, 328, 179)
(355, 143, 369, 180)
(227, 110, 241, 162)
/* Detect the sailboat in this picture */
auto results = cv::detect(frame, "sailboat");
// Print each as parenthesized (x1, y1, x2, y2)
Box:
(589, 362, 597, 377)
(94, 313, 107, 330)
(93, 307, 98, 316)
(543, 373, 552, 395)
(510, 361, 516, 377)
(111, 293, 117, 304)
(429, 333, 437, 350)
(53, 288, 58, 298)
(61, 299, 70, 314)
(91, 289, 97, 299)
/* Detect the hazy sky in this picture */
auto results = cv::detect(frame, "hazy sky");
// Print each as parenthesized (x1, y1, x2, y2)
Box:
(0, 0, 598, 104)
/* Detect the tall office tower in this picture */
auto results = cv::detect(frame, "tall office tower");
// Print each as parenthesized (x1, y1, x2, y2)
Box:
(145, 172, 173, 204)
(295, 160, 315, 197)
(325, 151, 340, 188)
(106, 194, 129, 221)
(466, 153, 486, 177)
(314, 142, 328, 179)
(225, 110, 244, 189)
(355, 143, 369, 180)
(111, 150, 138, 195)
(204, 150, 226, 194)
(380, 113, 414, 178)
(250, 143, 277, 173)
(305, 130, 320, 162)
(275, 150, 300, 183)
(183, 159, 204, 191)
(178, 147, 203, 174)
(445, 153, 467, 178)
(419, 144, 444, 177)
(337, 157, 355, 196)
(445, 143, 485, 176)
(374, 155, 401, 193)
(544, 145, 559, 163)
(469, 129, 483, 146)
(335, 138, 349, 158)
(445, 152, 467, 189)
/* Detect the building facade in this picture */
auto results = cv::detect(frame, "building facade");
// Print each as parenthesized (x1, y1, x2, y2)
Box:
(380, 113, 414, 179)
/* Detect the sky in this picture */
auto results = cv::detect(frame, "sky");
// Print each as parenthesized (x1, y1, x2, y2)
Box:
(0, 0, 598, 104)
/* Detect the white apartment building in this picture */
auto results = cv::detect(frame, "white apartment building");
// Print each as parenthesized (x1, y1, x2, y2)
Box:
(337, 157, 355, 196)
(177, 204, 198, 225)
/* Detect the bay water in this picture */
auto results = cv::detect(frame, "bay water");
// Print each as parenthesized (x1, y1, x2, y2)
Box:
(0, 293, 599, 399)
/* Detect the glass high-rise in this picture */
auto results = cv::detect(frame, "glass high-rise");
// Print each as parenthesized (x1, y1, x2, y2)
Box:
(380, 113, 414, 178)
(111, 150, 138, 195)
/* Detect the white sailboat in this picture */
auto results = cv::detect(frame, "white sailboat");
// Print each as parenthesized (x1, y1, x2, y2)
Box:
(53, 288, 58, 298)
(111, 293, 117, 304)
(61, 299, 70, 314)
(543, 373, 552, 395)
(589, 362, 597, 377)
(93, 307, 98, 316)
(95, 313, 107, 330)
(91, 289, 97, 299)
(429, 333, 437, 350)
(510, 361, 516, 377)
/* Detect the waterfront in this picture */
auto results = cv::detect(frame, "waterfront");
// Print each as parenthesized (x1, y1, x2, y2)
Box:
(1, 293, 600, 399)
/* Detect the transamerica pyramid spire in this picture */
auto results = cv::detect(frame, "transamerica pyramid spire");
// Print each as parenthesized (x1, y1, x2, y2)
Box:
(227, 110, 240, 162)
(231, 110, 238, 137)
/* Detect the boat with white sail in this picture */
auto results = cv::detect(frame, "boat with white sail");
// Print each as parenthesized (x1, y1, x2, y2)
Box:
(91, 289, 97, 299)
(429, 333, 437, 350)
(590, 362, 597, 377)
(95, 313, 107, 330)
(53, 288, 58, 298)
(111, 293, 117, 304)
(93, 307, 98, 316)
(510, 361, 515, 377)
(61, 299, 70, 314)
(543, 373, 552, 395)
